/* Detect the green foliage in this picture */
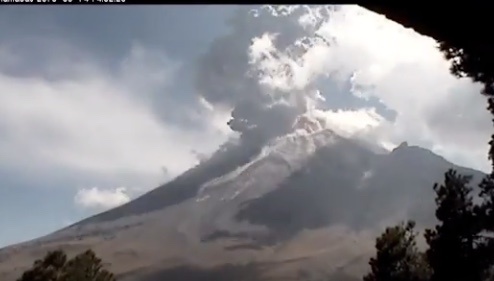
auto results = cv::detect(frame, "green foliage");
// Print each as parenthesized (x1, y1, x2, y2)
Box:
(363, 221, 430, 281)
(16, 250, 68, 281)
(17, 249, 116, 281)
(364, 169, 494, 281)
(424, 170, 488, 281)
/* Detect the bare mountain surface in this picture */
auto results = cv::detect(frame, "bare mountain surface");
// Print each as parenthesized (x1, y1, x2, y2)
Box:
(0, 126, 484, 281)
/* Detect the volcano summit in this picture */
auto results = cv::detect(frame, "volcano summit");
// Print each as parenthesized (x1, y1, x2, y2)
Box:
(0, 120, 483, 281)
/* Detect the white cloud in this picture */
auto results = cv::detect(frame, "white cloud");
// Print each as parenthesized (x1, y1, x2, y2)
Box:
(247, 5, 491, 172)
(0, 5, 490, 206)
(316, 107, 385, 139)
(0, 41, 233, 193)
(74, 187, 131, 210)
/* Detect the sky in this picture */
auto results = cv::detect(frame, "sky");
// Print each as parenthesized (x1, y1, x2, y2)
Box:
(0, 5, 490, 247)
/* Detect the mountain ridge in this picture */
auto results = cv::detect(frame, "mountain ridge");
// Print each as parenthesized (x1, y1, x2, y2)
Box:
(0, 128, 485, 281)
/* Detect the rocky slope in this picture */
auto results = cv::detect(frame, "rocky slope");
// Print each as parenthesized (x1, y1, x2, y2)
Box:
(0, 125, 484, 281)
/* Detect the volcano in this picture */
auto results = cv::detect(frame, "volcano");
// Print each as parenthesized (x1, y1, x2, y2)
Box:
(0, 124, 484, 281)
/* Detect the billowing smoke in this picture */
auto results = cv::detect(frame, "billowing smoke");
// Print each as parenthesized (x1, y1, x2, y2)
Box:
(194, 5, 491, 172)
(195, 5, 340, 148)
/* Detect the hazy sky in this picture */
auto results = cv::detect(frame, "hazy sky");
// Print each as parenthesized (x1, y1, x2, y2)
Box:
(0, 5, 490, 247)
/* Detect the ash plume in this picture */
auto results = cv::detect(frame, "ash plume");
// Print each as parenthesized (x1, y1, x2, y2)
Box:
(194, 5, 340, 149)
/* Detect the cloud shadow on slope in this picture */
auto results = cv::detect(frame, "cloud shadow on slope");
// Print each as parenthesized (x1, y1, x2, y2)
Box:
(206, 142, 485, 247)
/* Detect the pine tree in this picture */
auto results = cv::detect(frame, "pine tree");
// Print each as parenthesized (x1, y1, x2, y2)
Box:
(62, 250, 115, 281)
(364, 169, 494, 281)
(435, 24, 494, 281)
(17, 249, 115, 281)
(363, 221, 430, 281)
(474, 166, 494, 280)
(17, 250, 68, 281)
(424, 169, 483, 281)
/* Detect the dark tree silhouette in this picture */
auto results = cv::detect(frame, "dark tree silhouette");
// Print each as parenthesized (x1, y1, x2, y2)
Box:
(424, 170, 487, 281)
(17, 250, 68, 281)
(364, 221, 430, 281)
(62, 250, 116, 281)
(439, 34, 494, 281)
(363, 169, 494, 281)
(17, 249, 115, 281)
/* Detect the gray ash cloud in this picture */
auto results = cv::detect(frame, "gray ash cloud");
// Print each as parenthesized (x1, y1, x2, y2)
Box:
(194, 6, 335, 146)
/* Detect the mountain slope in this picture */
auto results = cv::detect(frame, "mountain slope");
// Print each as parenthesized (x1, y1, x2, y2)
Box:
(0, 128, 485, 281)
